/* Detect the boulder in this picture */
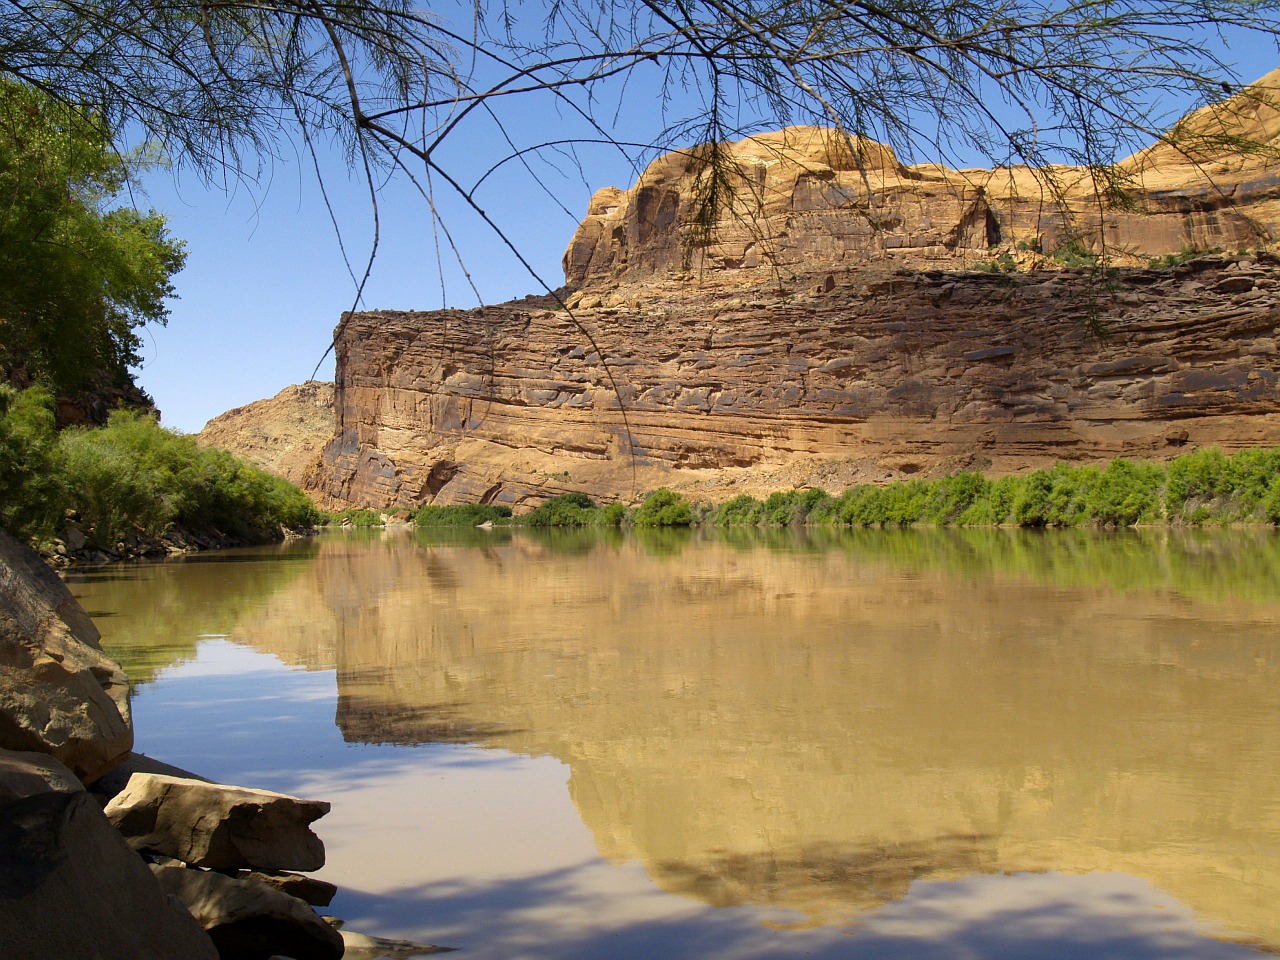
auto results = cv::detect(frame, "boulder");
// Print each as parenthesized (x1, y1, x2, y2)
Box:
(152, 864, 344, 960)
(0, 527, 133, 783)
(0, 745, 84, 798)
(88, 750, 213, 806)
(105, 773, 329, 871)
(233, 869, 338, 907)
(0, 749, 218, 960)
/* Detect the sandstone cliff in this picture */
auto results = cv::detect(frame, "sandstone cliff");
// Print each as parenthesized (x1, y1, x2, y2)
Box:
(306, 72, 1280, 511)
(197, 381, 334, 490)
(308, 255, 1280, 510)
(565, 69, 1280, 287)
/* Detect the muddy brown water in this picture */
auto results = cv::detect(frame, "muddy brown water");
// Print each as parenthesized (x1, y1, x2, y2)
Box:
(68, 527, 1280, 959)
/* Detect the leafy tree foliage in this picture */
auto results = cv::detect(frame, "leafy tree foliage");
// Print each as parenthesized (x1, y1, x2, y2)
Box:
(0, 383, 63, 538)
(0, 81, 185, 395)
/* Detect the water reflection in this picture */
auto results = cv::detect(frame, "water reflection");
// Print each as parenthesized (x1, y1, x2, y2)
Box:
(76, 528, 1280, 952)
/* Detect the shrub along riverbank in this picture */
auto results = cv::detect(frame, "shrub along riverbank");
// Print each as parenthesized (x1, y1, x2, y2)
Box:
(398, 447, 1280, 530)
(0, 386, 321, 554)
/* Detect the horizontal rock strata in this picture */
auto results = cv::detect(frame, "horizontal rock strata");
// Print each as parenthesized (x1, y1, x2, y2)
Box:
(309, 256, 1280, 510)
(294, 70, 1280, 509)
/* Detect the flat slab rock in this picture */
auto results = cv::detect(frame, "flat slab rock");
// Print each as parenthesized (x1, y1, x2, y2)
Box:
(89, 750, 213, 805)
(0, 749, 217, 960)
(152, 864, 343, 960)
(330, 923, 455, 957)
(0, 527, 132, 783)
(105, 772, 329, 871)
(233, 869, 337, 907)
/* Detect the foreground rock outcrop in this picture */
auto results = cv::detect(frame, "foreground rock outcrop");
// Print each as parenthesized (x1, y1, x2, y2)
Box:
(304, 71, 1280, 510)
(0, 747, 219, 960)
(153, 865, 345, 960)
(106, 773, 330, 871)
(0, 527, 132, 781)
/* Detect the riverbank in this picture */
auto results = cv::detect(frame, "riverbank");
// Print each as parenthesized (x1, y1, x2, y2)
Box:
(2, 385, 323, 567)
(328, 446, 1280, 531)
(0, 526, 446, 959)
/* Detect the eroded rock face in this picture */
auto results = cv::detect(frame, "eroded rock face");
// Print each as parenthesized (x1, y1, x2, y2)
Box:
(564, 71, 1280, 287)
(0, 750, 218, 960)
(105, 773, 329, 871)
(309, 256, 1280, 511)
(152, 865, 344, 960)
(0, 527, 132, 782)
(197, 380, 335, 488)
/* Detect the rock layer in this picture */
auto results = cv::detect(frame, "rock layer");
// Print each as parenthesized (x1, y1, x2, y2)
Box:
(309, 256, 1280, 510)
(304, 70, 1280, 509)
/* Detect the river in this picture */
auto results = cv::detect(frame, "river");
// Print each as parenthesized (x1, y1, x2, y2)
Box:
(67, 527, 1280, 959)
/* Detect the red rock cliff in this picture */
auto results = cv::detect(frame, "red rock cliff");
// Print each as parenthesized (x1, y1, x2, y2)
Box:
(307, 73, 1280, 510)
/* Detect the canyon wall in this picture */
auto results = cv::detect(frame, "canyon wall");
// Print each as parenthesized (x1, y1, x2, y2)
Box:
(306, 72, 1280, 510)
(198, 382, 334, 491)
(308, 256, 1280, 510)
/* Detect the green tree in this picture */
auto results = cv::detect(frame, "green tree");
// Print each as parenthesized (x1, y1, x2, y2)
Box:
(0, 81, 186, 396)
(0, 384, 64, 539)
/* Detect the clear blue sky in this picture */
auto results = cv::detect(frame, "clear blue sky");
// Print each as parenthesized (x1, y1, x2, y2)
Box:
(128, 27, 1277, 435)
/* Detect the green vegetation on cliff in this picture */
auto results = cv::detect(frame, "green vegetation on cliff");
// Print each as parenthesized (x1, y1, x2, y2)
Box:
(0, 386, 320, 549)
(369, 450, 1280, 533)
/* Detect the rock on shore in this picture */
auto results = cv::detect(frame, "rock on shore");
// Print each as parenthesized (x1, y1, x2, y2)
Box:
(0, 526, 350, 958)
(0, 527, 132, 781)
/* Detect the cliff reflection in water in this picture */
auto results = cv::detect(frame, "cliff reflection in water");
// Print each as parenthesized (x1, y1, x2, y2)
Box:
(110, 528, 1280, 945)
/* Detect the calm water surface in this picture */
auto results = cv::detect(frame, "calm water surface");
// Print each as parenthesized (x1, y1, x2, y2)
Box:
(68, 528, 1280, 959)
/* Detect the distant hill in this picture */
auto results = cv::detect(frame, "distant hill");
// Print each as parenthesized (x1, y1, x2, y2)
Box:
(197, 381, 335, 490)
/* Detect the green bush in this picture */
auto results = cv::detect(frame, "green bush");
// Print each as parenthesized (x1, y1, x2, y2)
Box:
(706, 494, 763, 525)
(522, 492, 599, 527)
(1086, 458, 1163, 526)
(956, 475, 1018, 525)
(597, 502, 629, 526)
(927, 471, 989, 524)
(759, 488, 833, 526)
(44, 407, 321, 548)
(325, 508, 384, 526)
(414, 503, 512, 526)
(632, 488, 694, 527)
(1011, 463, 1096, 527)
